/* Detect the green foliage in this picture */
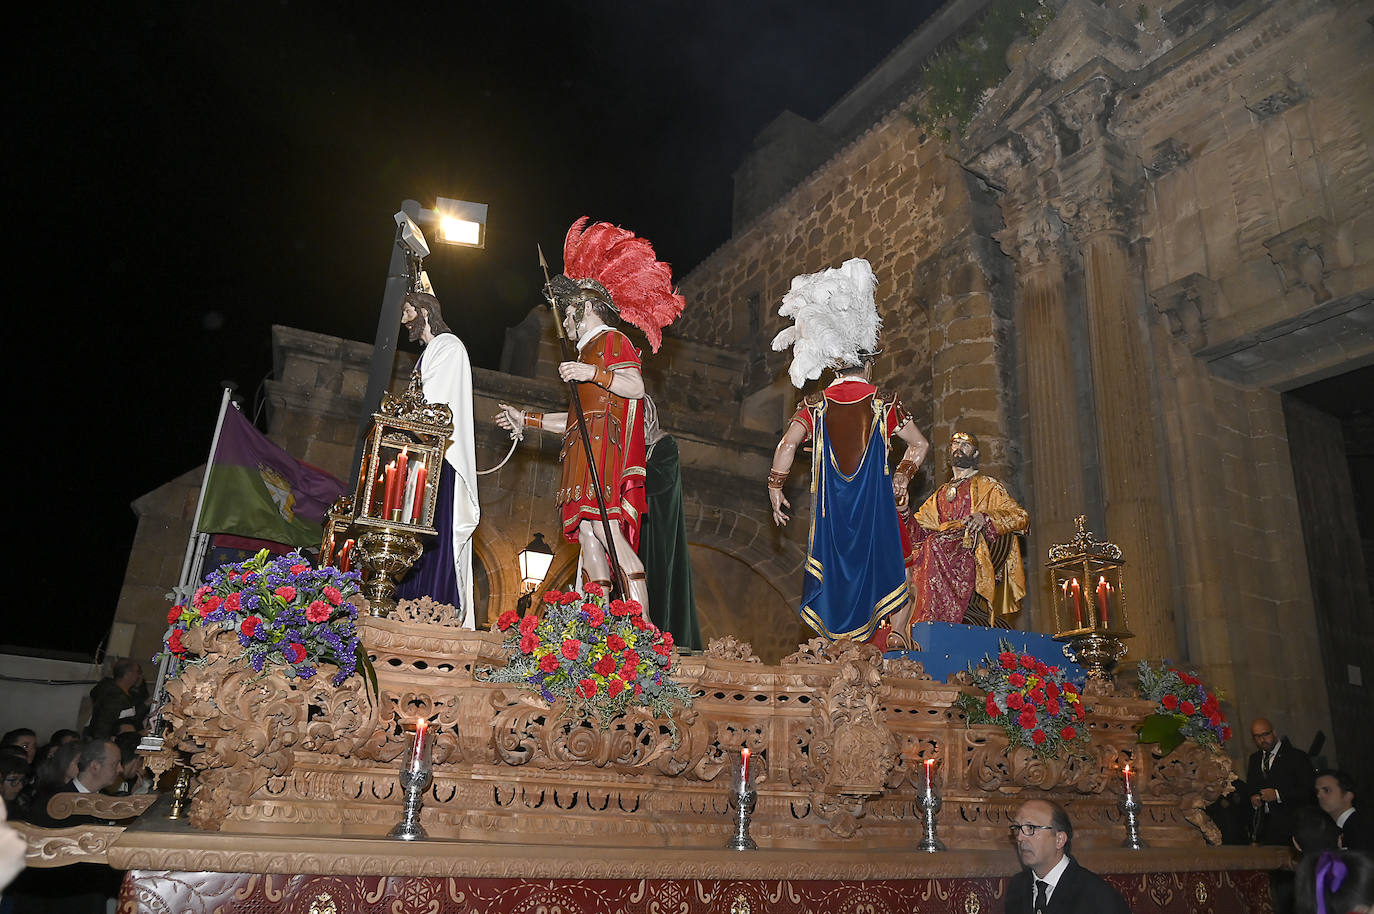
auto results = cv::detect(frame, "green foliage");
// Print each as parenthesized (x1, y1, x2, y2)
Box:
(908, 0, 1057, 139)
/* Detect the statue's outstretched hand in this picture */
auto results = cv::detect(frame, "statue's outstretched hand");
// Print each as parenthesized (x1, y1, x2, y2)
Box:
(770, 487, 791, 526)
(495, 403, 524, 432)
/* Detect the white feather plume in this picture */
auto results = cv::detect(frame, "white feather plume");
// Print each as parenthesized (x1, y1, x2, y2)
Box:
(770, 258, 881, 388)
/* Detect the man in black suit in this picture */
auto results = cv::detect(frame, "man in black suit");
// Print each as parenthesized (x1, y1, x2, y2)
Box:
(1004, 799, 1131, 914)
(1246, 717, 1314, 845)
(1316, 769, 1370, 851)
(25, 738, 121, 828)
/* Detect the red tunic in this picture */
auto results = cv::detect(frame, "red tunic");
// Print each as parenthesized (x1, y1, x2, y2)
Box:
(556, 329, 648, 549)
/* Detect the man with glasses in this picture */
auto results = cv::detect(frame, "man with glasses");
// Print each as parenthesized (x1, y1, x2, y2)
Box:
(1004, 799, 1130, 913)
(1245, 717, 1314, 845)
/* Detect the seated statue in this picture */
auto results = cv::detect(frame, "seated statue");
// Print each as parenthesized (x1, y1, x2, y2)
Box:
(907, 432, 1028, 629)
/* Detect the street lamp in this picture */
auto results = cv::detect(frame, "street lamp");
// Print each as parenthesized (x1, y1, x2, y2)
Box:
(352, 198, 488, 482)
(518, 533, 555, 592)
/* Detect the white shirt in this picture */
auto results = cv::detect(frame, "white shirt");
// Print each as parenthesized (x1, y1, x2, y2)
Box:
(72, 777, 93, 793)
(1033, 854, 1071, 907)
(1337, 808, 1355, 828)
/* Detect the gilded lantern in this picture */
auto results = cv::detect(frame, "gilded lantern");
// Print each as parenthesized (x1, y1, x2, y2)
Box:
(1047, 515, 1129, 639)
(351, 374, 453, 536)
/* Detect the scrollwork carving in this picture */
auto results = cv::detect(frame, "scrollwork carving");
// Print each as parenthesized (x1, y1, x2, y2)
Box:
(704, 635, 762, 663)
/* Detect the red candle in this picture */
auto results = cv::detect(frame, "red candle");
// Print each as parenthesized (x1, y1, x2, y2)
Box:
(383, 461, 399, 517)
(409, 462, 428, 523)
(741, 746, 750, 784)
(924, 757, 935, 791)
(1123, 763, 1134, 795)
(395, 449, 409, 501)
(1070, 578, 1083, 626)
(410, 717, 430, 775)
(339, 538, 354, 573)
(1096, 576, 1111, 627)
(1063, 580, 1081, 627)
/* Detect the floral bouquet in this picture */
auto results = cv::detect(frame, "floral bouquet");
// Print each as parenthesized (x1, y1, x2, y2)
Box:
(1136, 660, 1231, 754)
(955, 639, 1089, 758)
(160, 549, 373, 692)
(481, 582, 695, 728)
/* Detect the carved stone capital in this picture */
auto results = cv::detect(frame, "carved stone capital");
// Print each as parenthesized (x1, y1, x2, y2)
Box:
(965, 137, 1028, 192)
(1149, 273, 1219, 350)
(1051, 75, 1119, 153)
(1057, 194, 1131, 242)
(997, 210, 1072, 269)
(1264, 218, 1339, 303)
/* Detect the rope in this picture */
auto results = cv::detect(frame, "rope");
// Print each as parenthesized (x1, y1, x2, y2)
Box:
(476, 426, 523, 476)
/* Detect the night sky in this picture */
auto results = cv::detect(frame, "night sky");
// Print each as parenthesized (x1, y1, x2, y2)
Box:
(13, 2, 943, 654)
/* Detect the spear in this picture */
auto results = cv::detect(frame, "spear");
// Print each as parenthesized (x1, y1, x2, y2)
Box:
(538, 244, 627, 599)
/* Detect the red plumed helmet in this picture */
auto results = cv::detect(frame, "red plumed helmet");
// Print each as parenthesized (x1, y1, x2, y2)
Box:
(562, 217, 685, 353)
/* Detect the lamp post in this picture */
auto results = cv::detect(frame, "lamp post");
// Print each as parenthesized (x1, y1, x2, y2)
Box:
(516, 532, 555, 612)
(351, 198, 488, 483)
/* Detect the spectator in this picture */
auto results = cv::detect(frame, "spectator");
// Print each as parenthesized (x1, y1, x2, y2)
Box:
(0, 757, 26, 808)
(1004, 799, 1130, 913)
(1294, 849, 1374, 914)
(47, 730, 78, 748)
(1317, 769, 1370, 852)
(1248, 717, 1316, 846)
(85, 659, 145, 739)
(0, 732, 35, 767)
(26, 740, 120, 829)
(111, 733, 151, 796)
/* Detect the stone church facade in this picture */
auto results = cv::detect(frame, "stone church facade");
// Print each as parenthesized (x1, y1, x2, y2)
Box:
(113, 0, 1371, 774)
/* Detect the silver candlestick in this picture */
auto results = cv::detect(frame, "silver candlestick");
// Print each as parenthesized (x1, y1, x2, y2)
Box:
(725, 748, 758, 850)
(1119, 786, 1148, 849)
(389, 721, 433, 841)
(916, 783, 946, 852)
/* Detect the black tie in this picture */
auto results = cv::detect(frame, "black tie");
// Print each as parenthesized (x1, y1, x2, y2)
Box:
(1035, 879, 1049, 913)
(1263, 751, 1272, 776)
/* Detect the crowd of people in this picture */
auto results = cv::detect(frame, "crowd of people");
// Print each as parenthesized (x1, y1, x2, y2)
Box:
(1, 659, 154, 912)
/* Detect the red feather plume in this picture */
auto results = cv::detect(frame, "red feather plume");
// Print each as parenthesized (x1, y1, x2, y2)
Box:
(562, 217, 685, 353)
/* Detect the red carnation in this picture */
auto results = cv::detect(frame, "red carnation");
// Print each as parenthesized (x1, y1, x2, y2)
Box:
(633, 683, 643, 695)
(1180, 700, 1195, 716)
(539, 653, 560, 673)
(624, 649, 640, 667)
(1007, 693, 1025, 711)
(519, 614, 539, 636)
(621, 662, 637, 680)
(561, 639, 582, 661)
(1034, 661, 1049, 677)
(1020, 654, 1036, 670)
(594, 654, 617, 677)
(284, 642, 306, 664)
(586, 605, 605, 628)
(290, 563, 309, 575)
(497, 610, 519, 631)
(1208, 712, 1222, 727)
(543, 590, 562, 604)
(985, 694, 1001, 717)
(1221, 726, 1232, 740)
(1031, 728, 1046, 745)
(606, 634, 626, 652)
(630, 615, 648, 630)
(1029, 688, 1046, 704)
(191, 585, 211, 607)
(558, 592, 580, 605)
(1018, 707, 1038, 729)
(583, 581, 604, 596)
(1045, 698, 1060, 716)
(607, 678, 625, 698)
(1060, 726, 1077, 740)
(240, 616, 261, 638)
(306, 600, 331, 623)
(653, 642, 671, 656)
(520, 632, 539, 654)
(1045, 681, 1059, 700)
(608, 599, 630, 617)
(200, 595, 222, 617)
(999, 652, 1018, 670)
(225, 592, 242, 612)
(168, 629, 186, 654)
(275, 586, 297, 602)
(1074, 702, 1085, 720)
(625, 599, 644, 617)
(577, 678, 597, 698)
(323, 586, 342, 606)
(1161, 694, 1179, 711)
(1008, 672, 1026, 687)
(1202, 694, 1219, 713)
(167, 605, 184, 624)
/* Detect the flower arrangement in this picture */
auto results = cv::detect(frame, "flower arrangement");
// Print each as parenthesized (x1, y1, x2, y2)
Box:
(481, 582, 694, 728)
(160, 549, 374, 693)
(955, 639, 1089, 758)
(1136, 660, 1231, 754)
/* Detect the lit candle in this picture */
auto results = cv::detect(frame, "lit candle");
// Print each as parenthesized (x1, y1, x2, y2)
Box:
(1096, 576, 1110, 627)
(924, 757, 935, 792)
(395, 449, 409, 510)
(1070, 578, 1083, 626)
(1063, 579, 1081, 627)
(383, 460, 399, 517)
(410, 717, 430, 775)
(1123, 763, 1134, 796)
(741, 746, 750, 785)
(409, 462, 427, 523)
(339, 538, 354, 573)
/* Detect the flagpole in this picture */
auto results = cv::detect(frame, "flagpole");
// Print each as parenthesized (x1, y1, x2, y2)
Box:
(141, 388, 233, 750)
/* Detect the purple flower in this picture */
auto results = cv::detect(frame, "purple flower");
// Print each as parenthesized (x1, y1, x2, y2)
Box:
(297, 666, 316, 679)
(250, 652, 266, 672)
(540, 687, 555, 702)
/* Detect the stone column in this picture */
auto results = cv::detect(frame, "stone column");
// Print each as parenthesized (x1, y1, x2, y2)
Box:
(1065, 196, 1177, 661)
(1004, 214, 1090, 609)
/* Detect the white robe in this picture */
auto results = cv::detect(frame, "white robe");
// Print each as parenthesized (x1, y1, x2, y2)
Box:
(418, 332, 480, 629)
